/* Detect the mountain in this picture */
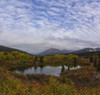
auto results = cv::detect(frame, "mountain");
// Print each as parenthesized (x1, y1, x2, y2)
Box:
(96, 48, 100, 51)
(1, 45, 100, 55)
(71, 48, 100, 54)
(39, 48, 72, 55)
(39, 48, 100, 55)
(0, 45, 29, 54)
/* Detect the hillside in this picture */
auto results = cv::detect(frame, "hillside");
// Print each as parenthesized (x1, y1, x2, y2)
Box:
(0, 51, 100, 94)
(0, 45, 29, 54)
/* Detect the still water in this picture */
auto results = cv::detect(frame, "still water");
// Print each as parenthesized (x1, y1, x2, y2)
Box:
(14, 65, 81, 76)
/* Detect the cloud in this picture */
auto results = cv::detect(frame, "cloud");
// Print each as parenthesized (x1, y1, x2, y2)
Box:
(0, 0, 100, 53)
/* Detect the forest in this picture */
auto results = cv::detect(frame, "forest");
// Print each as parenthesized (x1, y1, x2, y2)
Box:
(0, 51, 100, 95)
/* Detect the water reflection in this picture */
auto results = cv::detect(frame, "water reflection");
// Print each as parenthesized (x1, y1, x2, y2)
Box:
(14, 65, 81, 76)
(61, 65, 65, 73)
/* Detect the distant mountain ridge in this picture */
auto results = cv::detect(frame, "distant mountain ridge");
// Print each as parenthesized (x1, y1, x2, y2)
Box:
(39, 48, 100, 55)
(1, 45, 100, 55)
(39, 48, 72, 55)
(0, 45, 29, 54)
(72, 48, 100, 54)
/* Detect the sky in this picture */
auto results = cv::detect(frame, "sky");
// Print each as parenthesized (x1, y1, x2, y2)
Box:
(0, 0, 100, 54)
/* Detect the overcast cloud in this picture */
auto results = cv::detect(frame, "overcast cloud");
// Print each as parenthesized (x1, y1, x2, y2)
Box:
(0, 0, 100, 54)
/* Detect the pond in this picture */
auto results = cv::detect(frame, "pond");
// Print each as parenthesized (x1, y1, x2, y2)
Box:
(14, 65, 81, 76)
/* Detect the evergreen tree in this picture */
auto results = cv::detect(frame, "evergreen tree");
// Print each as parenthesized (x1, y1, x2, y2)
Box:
(34, 56, 38, 64)
(90, 56, 93, 63)
(93, 58, 98, 68)
(39, 56, 44, 67)
(73, 58, 77, 67)
(97, 58, 100, 71)
(39, 56, 44, 63)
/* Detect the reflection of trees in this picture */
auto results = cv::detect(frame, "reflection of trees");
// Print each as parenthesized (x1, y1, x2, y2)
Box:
(68, 66, 70, 71)
(20, 70, 25, 73)
(40, 66, 43, 74)
(34, 67, 37, 73)
(61, 65, 65, 73)
(65, 54, 78, 71)
(15, 67, 29, 73)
